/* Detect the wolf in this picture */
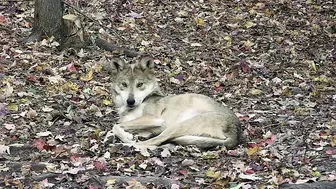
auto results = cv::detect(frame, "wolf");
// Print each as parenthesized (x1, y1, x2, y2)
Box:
(104, 56, 241, 149)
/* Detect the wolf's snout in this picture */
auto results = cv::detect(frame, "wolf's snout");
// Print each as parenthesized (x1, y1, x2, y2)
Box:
(127, 98, 136, 107)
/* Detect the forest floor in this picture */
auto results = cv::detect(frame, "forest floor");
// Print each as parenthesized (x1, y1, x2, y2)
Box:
(0, 0, 335, 188)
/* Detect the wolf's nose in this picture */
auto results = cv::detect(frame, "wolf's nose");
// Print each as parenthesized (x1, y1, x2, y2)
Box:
(127, 98, 135, 106)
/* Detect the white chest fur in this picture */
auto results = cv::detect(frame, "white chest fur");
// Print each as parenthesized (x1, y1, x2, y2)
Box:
(119, 103, 146, 123)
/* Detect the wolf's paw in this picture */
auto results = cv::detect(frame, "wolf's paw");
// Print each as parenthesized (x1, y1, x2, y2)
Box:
(112, 124, 134, 143)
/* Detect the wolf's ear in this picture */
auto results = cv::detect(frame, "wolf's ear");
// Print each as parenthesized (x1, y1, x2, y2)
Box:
(138, 56, 154, 71)
(104, 58, 126, 73)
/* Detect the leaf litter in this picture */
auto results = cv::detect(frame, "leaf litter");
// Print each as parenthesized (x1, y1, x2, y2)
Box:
(0, 0, 336, 188)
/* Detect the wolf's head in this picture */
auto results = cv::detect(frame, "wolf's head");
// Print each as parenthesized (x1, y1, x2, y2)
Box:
(104, 56, 161, 114)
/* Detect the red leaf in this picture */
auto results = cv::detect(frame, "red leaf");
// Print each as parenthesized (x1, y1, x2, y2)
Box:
(227, 150, 239, 156)
(67, 63, 77, 72)
(33, 139, 47, 151)
(28, 75, 37, 82)
(248, 143, 257, 148)
(246, 169, 254, 174)
(239, 115, 250, 121)
(94, 161, 107, 171)
(326, 149, 335, 155)
(0, 15, 7, 25)
(179, 169, 189, 175)
(240, 61, 251, 73)
(70, 155, 80, 162)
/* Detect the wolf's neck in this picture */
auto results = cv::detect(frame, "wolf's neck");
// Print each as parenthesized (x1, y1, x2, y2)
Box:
(143, 90, 165, 102)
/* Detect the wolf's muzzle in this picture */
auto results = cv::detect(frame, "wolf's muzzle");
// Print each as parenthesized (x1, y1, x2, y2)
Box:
(127, 98, 136, 107)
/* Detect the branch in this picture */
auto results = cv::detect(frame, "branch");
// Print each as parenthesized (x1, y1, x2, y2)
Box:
(63, 2, 139, 57)
(94, 37, 139, 57)
(63, 1, 126, 41)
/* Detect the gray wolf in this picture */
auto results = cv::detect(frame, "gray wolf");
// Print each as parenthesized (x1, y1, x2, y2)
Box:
(104, 56, 241, 149)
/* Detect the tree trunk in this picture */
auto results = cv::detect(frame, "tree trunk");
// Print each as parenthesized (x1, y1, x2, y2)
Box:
(24, 0, 137, 54)
(25, 0, 64, 43)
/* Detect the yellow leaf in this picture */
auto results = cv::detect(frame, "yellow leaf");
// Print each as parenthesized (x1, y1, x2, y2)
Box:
(202, 152, 218, 159)
(224, 36, 232, 47)
(331, 136, 336, 147)
(214, 177, 230, 186)
(312, 171, 321, 177)
(255, 2, 265, 9)
(313, 76, 328, 83)
(197, 17, 205, 27)
(245, 21, 254, 28)
(94, 64, 103, 72)
(94, 129, 101, 139)
(20, 98, 29, 103)
(7, 103, 18, 112)
(103, 99, 112, 105)
(247, 146, 261, 156)
(66, 82, 80, 91)
(282, 87, 292, 96)
(205, 168, 221, 179)
(291, 47, 296, 56)
(244, 40, 253, 48)
(309, 60, 317, 71)
(80, 70, 93, 81)
(312, 24, 320, 30)
(93, 86, 109, 96)
(250, 89, 262, 95)
(106, 179, 116, 185)
(139, 47, 145, 52)
(249, 9, 256, 15)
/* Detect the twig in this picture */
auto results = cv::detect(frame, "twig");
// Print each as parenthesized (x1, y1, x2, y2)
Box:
(92, 175, 104, 187)
(0, 26, 11, 33)
(95, 37, 139, 57)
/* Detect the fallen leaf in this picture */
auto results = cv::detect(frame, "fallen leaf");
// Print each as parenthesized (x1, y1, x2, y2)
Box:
(0, 145, 10, 154)
(67, 63, 77, 72)
(80, 70, 94, 81)
(7, 103, 18, 112)
(205, 167, 221, 179)
(247, 146, 261, 156)
(33, 139, 47, 151)
(245, 21, 255, 28)
(0, 82, 13, 100)
(36, 131, 53, 137)
(94, 160, 107, 171)
(239, 173, 262, 181)
(250, 89, 262, 95)
(197, 17, 205, 27)
(190, 43, 202, 47)
(181, 159, 194, 166)
(240, 61, 251, 73)
(0, 15, 7, 25)
(105, 179, 116, 186)
(161, 148, 171, 157)
(27, 109, 37, 119)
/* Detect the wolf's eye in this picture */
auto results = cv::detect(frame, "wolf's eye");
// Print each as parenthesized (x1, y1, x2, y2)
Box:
(121, 82, 128, 87)
(136, 82, 144, 88)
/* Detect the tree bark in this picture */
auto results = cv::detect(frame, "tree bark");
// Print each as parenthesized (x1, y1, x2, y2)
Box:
(25, 0, 64, 43)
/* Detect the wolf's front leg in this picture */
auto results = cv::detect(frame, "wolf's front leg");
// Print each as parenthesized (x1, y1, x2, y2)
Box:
(119, 115, 165, 131)
(112, 124, 135, 143)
